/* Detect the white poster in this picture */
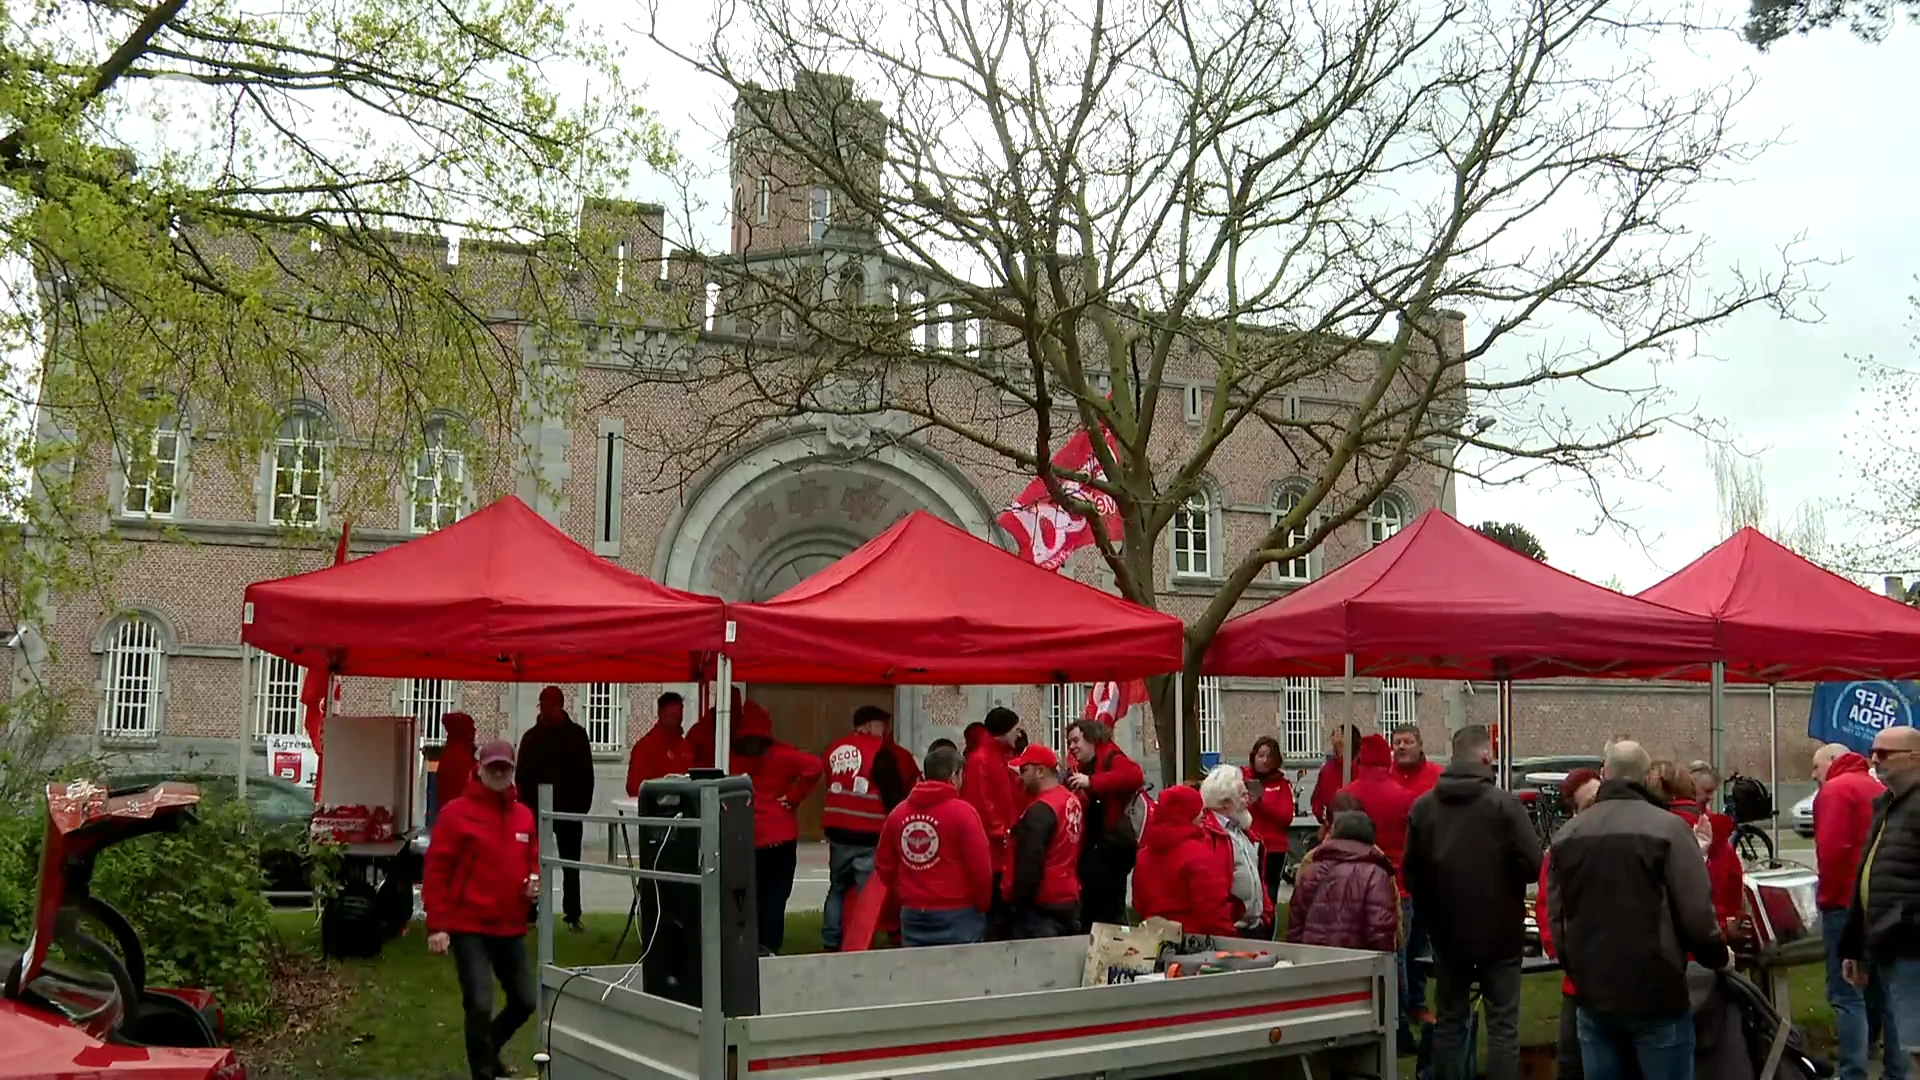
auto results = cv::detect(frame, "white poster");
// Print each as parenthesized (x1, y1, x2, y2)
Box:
(265, 734, 318, 788)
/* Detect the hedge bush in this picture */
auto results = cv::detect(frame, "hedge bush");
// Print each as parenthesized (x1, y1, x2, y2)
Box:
(0, 792, 279, 1033)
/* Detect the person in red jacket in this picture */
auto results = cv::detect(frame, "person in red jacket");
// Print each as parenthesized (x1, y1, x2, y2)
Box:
(625, 692, 688, 797)
(961, 709, 1021, 889)
(1813, 742, 1906, 1080)
(1244, 736, 1297, 913)
(1066, 718, 1144, 931)
(1537, 768, 1602, 1080)
(876, 745, 994, 946)
(1310, 726, 1357, 824)
(682, 689, 741, 771)
(434, 711, 478, 820)
(1391, 727, 1443, 796)
(1340, 734, 1418, 888)
(1386, 725, 1441, 1026)
(819, 705, 911, 950)
(730, 700, 823, 955)
(1650, 760, 1745, 928)
(1287, 810, 1399, 952)
(1133, 784, 1235, 935)
(1005, 744, 1084, 938)
(422, 739, 541, 1080)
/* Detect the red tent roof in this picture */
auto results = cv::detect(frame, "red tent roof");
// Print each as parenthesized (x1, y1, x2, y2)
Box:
(1637, 526, 1920, 682)
(1204, 510, 1719, 679)
(728, 511, 1186, 684)
(242, 496, 727, 681)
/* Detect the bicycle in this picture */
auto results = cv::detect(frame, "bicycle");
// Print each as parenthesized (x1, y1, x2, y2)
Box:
(1724, 772, 1780, 869)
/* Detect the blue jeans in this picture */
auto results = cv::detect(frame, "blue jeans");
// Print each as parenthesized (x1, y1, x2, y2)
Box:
(821, 842, 876, 951)
(1824, 909, 1911, 1080)
(1576, 1008, 1694, 1080)
(1884, 957, 1920, 1057)
(900, 906, 987, 947)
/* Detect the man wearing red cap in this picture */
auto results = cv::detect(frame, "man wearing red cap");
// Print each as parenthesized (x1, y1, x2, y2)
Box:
(876, 745, 994, 945)
(730, 700, 823, 955)
(516, 686, 594, 932)
(1005, 744, 1084, 939)
(424, 739, 541, 1080)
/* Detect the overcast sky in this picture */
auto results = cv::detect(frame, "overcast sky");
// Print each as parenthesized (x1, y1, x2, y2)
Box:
(574, 2, 1919, 593)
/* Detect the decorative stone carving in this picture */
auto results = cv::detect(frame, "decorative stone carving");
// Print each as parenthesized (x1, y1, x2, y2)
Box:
(803, 376, 912, 451)
(842, 479, 889, 523)
(787, 478, 829, 517)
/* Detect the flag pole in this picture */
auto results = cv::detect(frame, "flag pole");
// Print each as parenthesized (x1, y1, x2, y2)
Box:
(1174, 676, 1185, 788)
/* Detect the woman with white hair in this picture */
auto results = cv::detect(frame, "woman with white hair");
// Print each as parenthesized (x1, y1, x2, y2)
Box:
(1200, 765, 1271, 936)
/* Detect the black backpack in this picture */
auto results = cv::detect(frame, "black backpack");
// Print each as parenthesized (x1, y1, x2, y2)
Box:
(1726, 774, 1774, 825)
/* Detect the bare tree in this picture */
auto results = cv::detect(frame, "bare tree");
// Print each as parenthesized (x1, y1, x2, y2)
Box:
(634, 0, 1810, 775)
(1709, 442, 1831, 562)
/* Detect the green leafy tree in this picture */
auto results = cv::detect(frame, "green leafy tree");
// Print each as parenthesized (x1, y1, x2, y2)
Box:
(1473, 521, 1549, 562)
(1744, 0, 1917, 48)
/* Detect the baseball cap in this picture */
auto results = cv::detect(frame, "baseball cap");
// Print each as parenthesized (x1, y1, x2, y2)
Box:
(1009, 744, 1059, 771)
(477, 739, 516, 767)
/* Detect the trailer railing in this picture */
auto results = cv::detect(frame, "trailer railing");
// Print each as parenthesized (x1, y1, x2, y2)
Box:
(534, 783, 729, 1080)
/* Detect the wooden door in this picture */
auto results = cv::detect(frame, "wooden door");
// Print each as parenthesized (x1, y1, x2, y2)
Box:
(746, 685, 897, 842)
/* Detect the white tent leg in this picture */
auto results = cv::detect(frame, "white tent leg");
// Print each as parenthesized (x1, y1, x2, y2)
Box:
(1342, 654, 1355, 786)
(1710, 661, 1726, 781)
(714, 652, 734, 773)
(236, 649, 253, 798)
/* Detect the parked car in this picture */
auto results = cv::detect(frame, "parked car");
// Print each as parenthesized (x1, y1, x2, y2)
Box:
(109, 773, 315, 896)
(1510, 755, 1604, 791)
(1792, 793, 1815, 838)
(1, 779, 245, 1079)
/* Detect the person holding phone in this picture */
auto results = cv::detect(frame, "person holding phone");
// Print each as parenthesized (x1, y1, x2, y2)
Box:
(423, 739, 542, 1080)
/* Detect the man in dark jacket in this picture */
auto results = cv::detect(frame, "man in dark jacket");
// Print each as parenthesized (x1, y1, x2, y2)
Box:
(1006, 744, 1084, 938)
(516, 685, 595, 932)
(1404, 725, 1542, 1080)
(1840, 724, 1920, 1074)
(1550, 739, 1729, 1080)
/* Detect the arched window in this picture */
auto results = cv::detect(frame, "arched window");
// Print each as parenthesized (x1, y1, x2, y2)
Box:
(100, 615, 166, 739)
(1368, 493, 1410, 547)
(271, 408, 328, 526)
(410, 418, 467, 533)
(1172, 491, 1213, 579)
(122, 415, 183, 519)
(1272, 484, 1314, 583)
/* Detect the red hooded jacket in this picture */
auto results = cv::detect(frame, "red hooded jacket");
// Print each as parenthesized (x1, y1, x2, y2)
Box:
(876, 780, 995, 913)
(732, 703, 824, 848)
(423, 782, 538, 937)
(1814, 752, 1883, 911)
(1243, 765, 1296, 852)
(435, 712, 477, 814)
(961, 727, 1018, 874)
(625, 718, 691, 798)
(1667, 798, 1746, 925)
(1074, 740, 1145, 840)
(1310, 755, 1346, 823)
(1132, 787, 1236, 935)
(1286, 837, 1400, 952)
(1339, 735, 1418, 896)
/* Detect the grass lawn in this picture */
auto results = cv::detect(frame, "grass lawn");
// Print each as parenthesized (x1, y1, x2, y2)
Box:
(245, 907, 1836, 1079)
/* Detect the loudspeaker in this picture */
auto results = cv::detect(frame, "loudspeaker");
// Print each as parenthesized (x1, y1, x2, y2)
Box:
(637, 772, 760, 1016)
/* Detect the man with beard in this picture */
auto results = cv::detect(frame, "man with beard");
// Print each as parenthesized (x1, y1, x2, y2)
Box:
(1005, 744, 1084, 938)
(515, 685, 594, 932)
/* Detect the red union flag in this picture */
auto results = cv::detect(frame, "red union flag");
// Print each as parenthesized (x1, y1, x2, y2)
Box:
(997, 428, 1124, 570)
(1083, 679, 1148, 725)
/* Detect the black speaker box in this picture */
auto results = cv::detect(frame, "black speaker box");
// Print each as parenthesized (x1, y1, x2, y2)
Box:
(636, 772, 760, 1016)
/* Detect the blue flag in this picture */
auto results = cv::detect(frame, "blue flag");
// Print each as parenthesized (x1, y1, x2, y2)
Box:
(1807, 681, 1920, 752)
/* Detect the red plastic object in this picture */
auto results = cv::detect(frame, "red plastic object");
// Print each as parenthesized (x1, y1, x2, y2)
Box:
(840, 876, 890, 953)
(0, 999, 241, 1079)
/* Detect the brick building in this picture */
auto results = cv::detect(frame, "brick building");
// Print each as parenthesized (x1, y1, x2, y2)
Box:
(6, 73, 1817, 836)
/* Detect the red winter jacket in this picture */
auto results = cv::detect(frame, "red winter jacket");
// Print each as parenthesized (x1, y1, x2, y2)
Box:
(1132, 787, 1236, 935)
(625, 721, 691, 797)
(733, 715, 824, 849)
(1310, 756, 1346, 823)
(435, 712, 477, 815)
(1668, 799, 1746, 925)
(1537, 849, 1576, 997)
(961, 729, 1018, 874)
(1340, 736, 1419, 896)
(1285, 838, 1400, 952)
(1075, 740, 1145, 841)
(1243, 765, 1296, 853)
(423, 783, 538, 937)
(876, 781, 995, 913)
(1815, 752, 1883, 911)
(1392, 757, 1443, 799)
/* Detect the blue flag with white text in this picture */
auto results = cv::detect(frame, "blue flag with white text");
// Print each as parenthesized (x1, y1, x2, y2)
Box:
(1807, 681, 1920, 753)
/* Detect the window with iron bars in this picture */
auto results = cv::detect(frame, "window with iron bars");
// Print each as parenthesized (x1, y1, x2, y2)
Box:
(403, 678, 455, 744)
(1197, 676, 1224, 757)
(1281, 677, 1323, 758)
(100, 617, 163, 739)
(1043, 683, 1090, 754)
(252, 649, 304, 739)
(1378, 678, 1418, 731)
(580, 683, 629, 753)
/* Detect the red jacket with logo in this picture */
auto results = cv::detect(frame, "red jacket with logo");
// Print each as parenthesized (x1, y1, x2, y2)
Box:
(876, 781, 994, 913)
(961, 729, 1018, 874)
(1005, 784, 1083, 908)
(823, 731, 890, 835)
(1339, 736, 1418, 896)
(423, 784, 539, 936)
(1074, 741, 1145, 840)
(736, 739, 824, 849)
(1815, 753, 1883, 911)
(1243, 765, 1297, 852)
(1132, 791, 1236, 935)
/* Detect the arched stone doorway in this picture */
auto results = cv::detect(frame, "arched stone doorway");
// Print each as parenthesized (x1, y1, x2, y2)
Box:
(654, 427, 1002, 840)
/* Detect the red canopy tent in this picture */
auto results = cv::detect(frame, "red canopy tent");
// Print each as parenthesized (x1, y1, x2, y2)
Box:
(1204, 509, 1719, 680)
(1637, 526, 1920, 683)
(242, 495, 728, 682)
(727, 510, 1186, 684)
